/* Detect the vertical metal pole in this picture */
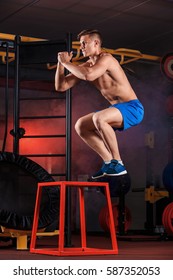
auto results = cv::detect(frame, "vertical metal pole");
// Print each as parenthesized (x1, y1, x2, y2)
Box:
(13, 35, 20, 154)
(2, 42, 9, 152)
(65, 32, 72, 246)
(66, 33, 72, 181)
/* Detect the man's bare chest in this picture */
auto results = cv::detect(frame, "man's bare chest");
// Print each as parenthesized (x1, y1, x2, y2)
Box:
(92, 72, 115, 89)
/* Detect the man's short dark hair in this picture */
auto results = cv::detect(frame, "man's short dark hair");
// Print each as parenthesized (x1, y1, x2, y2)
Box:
(77, 29, 103, 45)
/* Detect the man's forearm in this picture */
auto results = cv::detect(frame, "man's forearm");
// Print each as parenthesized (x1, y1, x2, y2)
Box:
(55, 62, 66, 91)
(61, 61, 88, 80)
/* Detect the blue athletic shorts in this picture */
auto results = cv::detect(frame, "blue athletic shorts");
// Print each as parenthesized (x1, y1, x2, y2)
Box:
(110, 99, 144, 131)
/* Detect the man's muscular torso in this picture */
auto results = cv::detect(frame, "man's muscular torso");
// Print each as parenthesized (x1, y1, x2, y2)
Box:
(85, 53, 137, 104)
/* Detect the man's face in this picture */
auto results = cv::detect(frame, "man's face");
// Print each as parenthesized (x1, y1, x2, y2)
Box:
(80, 35, 96, 57)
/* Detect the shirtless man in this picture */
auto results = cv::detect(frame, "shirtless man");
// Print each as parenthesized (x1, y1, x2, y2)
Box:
(55, 29, 144, 179)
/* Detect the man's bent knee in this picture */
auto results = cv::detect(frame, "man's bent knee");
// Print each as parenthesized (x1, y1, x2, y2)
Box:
(75, 118, 85, 136)
(92, 112, 105, 131)
(74, 119, 80, 135)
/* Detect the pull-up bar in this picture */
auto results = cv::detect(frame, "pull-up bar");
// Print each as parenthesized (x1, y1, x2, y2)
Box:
(0, 32, 161, 66)
(72, 41, 161, 65)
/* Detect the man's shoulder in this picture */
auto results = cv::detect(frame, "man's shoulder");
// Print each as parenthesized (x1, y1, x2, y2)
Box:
(99, 52, 119, 66)
(99, 51, 112, 57)
(99, 52, 117, 62)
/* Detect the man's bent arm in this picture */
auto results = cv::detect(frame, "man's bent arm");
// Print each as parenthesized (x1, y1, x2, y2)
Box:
(55, 62, 79, 92)
(61, 55, 113, 81)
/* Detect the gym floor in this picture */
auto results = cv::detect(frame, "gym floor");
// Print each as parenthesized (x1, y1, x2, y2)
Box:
(0, 233, 172, 260)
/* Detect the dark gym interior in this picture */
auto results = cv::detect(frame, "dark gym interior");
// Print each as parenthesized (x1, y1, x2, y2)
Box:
(0, 0, 173, 260)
